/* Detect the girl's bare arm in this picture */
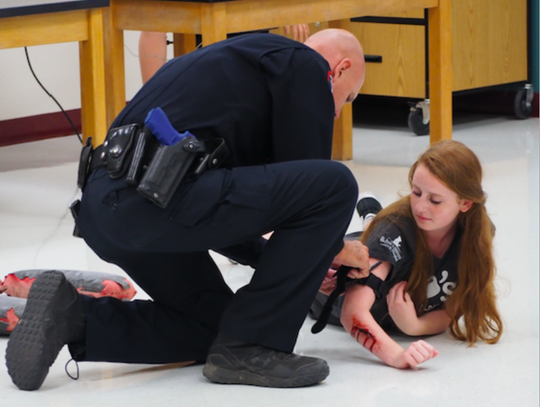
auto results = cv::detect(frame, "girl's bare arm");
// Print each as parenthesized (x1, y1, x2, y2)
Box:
(341, 259, 438, 369)
(387, 281, 451, 336)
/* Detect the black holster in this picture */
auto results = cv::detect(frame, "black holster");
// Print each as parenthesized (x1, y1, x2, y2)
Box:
(76, 124, 229, 209)
(137, 136, 230, 208)
(136, 136, 204, 208)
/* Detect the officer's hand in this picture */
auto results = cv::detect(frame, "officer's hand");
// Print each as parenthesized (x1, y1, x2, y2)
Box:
(333, 240, 369, 279)
(284, 24, 310, 43)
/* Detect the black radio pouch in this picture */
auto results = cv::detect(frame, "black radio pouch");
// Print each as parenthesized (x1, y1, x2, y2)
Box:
(136, 136, 205, 208)
(77, 137, 94, 191)
(104, 124, 139, 179)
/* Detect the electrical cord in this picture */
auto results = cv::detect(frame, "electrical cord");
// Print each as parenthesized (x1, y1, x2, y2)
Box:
(23, 39, 203, 145)
(24, 47, 82, 143)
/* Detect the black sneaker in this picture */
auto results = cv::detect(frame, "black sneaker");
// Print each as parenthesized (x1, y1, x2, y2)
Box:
(202, 333, 329, 388)
(356, 192, 383, 231)
(5, 270, 86, 391)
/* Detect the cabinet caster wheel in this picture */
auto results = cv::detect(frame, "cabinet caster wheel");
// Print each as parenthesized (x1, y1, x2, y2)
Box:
(408, 101, 430, 136)
(514, 84, 533, 120)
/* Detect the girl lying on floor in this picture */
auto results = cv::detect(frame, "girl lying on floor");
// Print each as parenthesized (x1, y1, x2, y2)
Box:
(310, 140, 503, 369)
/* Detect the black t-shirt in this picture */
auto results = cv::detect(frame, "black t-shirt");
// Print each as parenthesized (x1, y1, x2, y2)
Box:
(111, 33, 335, 168)
(310, 217, 461, 330)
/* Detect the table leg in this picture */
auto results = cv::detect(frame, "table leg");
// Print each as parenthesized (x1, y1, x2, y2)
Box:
(200, 2, 227, 46)
(329, 19, 354, 161)
(331, 104, 353, 161)
(79, 8, 108, 146)
(428, 0, 453, 144)
(103, 6, 127, 142)
(173, 33, 198, 57)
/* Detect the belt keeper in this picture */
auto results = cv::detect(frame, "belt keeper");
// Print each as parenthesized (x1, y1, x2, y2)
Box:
(191, 138, 229, 175)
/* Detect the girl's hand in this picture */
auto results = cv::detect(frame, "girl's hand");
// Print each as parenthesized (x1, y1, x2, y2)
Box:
(319, 269, 337, 295)
(387, 281, 420, 335)
(391, 340, 439, 369)
(284, 24, 310, 43)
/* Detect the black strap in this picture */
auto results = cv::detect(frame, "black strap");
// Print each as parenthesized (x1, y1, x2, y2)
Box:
(311, 261, 385, 334)
(355, 272, 386, 300)
(311, 265, 351, 334)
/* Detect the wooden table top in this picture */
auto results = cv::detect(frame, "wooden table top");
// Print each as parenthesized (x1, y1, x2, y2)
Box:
(0, 0, 109, 18)
(158, 1, 239, 3)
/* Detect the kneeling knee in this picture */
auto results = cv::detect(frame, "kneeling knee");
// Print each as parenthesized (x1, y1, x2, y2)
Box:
(319, 161, 358, 201)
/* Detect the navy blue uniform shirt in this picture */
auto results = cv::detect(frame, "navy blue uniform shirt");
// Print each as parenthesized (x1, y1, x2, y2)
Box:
(111, 33, 335, 168)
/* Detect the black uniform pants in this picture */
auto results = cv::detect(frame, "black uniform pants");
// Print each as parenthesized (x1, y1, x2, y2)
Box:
(76, 159, 358, 364)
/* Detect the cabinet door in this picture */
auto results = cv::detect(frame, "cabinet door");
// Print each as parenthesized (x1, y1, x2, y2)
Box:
(349, 22, 426, 98)
(452, 0, 528, 91)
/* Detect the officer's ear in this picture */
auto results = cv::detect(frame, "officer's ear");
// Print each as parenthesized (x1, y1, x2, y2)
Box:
(333, 59, 352, 79)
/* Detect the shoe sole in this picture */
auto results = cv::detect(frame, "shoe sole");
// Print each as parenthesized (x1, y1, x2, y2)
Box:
(202, 355, 329, 388)
(5, 271, 68, 391)
(356, 193, 382, 215)
(356, 193, 383, 230)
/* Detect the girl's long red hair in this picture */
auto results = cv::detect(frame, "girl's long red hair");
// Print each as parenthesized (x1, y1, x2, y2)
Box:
(362, 140, 503, 344)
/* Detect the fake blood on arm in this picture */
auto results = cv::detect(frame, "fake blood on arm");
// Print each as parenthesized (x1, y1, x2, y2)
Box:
(351, 316, 377, 352)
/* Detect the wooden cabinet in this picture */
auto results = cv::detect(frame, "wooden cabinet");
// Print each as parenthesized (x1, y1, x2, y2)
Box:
(451, 0, 528, 92)
(346, 1, 528, 96)
(274, 0, 531, 134)
(361, 0, 530, 133)
(350, 18, 426, 98)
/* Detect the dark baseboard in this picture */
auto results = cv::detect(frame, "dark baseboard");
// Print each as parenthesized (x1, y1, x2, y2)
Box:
(453, 89, 539, 118)
(0, 109, 81, 147)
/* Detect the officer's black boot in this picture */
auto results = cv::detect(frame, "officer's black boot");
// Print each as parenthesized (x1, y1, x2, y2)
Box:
(5, 270, 86, 391)
(202, 333, 329, 388)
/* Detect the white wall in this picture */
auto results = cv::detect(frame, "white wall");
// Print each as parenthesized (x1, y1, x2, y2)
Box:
(0, 31, 174, 122)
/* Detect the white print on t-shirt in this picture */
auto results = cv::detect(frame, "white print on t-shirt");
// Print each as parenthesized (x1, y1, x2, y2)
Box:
(427, 270, 456, 302)
(379, 235, 403, 262)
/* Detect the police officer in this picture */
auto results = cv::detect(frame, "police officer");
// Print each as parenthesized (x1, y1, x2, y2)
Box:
(6, 29, 369, 390)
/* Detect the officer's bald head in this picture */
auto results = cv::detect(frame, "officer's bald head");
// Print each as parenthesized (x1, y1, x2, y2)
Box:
(305, 29, 365, 118)
(305, 29, 363, 60)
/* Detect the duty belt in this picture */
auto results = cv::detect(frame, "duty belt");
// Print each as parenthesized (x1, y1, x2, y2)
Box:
(77, 124, 229, 209)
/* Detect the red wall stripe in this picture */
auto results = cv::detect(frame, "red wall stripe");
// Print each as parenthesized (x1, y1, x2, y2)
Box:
(0, 109, 81, 147)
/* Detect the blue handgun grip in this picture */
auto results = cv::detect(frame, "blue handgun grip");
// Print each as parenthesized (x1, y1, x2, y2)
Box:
(144, 107, 191, 146)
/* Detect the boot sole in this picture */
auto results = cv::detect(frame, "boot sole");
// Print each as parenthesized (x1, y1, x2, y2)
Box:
(5, 271, 68, 391)
(202, 356, 329, 388)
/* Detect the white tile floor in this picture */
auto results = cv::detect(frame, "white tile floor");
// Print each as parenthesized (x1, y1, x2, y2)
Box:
(0, 111, 538, 406)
